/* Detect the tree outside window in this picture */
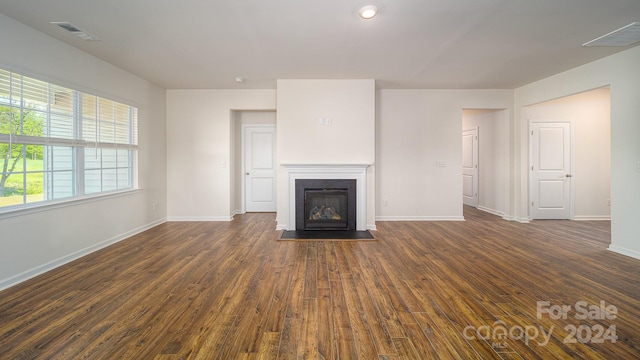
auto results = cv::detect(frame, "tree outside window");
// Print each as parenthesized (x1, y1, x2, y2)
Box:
(0, 105, 44, 204)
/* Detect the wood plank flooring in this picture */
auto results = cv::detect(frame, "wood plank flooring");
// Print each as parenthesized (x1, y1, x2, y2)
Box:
(1, 207, 639, 359)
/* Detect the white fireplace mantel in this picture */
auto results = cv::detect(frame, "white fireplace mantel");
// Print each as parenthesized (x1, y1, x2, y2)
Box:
(281, 163, 371, 231)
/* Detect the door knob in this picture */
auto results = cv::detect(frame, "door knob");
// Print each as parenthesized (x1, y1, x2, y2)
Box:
(246, 172, 250, 175)
(566, 174, 572, 178)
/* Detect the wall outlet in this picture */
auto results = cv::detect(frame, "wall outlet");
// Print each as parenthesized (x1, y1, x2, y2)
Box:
(436, 160, 447, 167)
(383, 200, 389, 206)
(153, 202, 158, 211)
(319, 118, 324, 125)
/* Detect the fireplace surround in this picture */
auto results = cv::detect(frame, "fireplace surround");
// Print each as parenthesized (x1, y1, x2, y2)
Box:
(281, 164, 370, 231)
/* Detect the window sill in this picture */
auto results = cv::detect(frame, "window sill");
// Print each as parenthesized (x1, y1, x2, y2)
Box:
(0, 188, 142, 220)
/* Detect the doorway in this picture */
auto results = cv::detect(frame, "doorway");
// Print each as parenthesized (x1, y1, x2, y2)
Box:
(462, 127, 478, 207)
(526, 87, 611, 221)
(231, 110, 277, 215)
(462, 109, 509, 218)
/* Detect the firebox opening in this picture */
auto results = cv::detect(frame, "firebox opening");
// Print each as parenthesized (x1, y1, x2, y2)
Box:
(305, 189, 349, 230)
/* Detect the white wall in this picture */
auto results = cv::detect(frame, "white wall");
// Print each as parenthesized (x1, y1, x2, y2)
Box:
(166, 90, 276, 220)
(376, 90, 513, 220)
(514, 45, 640, 259)
(525, 88, 611, 220)
(462, 109, 509, 216)
(276, 79, 376, 229)
(0, 14, 167, 290)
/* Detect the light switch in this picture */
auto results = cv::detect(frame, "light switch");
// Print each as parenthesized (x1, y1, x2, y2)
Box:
(436, 160, 447, 167)
(319, 118, 324, 125)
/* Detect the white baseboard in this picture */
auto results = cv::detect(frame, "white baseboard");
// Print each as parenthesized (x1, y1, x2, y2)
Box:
(574, 215, 611, 221)
(502, 215, 531, 223)
(375, 216, 465, 221)
(276, 224, 288, 230)
(477, 206, 504, 217)
(367, 224, 377, 231)
(167, 216, 233, 221)
(232, 209, 246, 217)
(0, 218, 167, 291)
(608, 245, 640, 260)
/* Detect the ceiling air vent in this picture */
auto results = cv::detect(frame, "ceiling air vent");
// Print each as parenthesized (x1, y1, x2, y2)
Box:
(583, 22, 640, 47)
(51, 22, 100, 41)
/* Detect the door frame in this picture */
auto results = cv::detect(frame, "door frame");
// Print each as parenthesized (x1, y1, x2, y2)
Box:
(528, 120, 574, 220)
(241, 124, 277, 213)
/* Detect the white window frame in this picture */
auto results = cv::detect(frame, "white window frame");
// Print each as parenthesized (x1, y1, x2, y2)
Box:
(0, 68, 139, 215)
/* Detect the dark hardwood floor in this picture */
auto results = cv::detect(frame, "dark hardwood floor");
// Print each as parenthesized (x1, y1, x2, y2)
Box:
(1, 207, 639, 359)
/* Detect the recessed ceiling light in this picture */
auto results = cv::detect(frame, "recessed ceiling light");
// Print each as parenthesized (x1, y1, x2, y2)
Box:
(359, 5, 378, 20)
(51, 22, 100, 41)
(583, 22, 640, 47)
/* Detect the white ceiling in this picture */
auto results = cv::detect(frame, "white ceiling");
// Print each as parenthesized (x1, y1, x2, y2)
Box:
(1, 0, 639, 89)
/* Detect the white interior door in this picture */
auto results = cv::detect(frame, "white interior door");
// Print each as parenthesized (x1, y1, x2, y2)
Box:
(530, 122, 572, 219)
(462, 128, 479, 207)
(244, 125, 276, 212)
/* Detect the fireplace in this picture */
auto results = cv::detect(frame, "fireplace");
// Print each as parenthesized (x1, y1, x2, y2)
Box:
(281, 163, 370, 232)
(295, 179, 356, 231)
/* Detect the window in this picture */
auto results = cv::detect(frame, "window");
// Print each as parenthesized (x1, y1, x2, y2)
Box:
(0, 69, 138, 211)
